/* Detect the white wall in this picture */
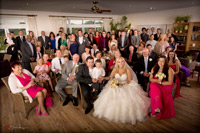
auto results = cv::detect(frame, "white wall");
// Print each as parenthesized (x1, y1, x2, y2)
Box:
(126, 6, 200, 30)
(0, 9, 120, 35)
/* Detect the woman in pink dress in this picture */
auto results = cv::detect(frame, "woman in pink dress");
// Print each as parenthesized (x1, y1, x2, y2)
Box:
(8, 61, 48, 116)
(168, 50, 181, 98)
(149, 56, 175, 119)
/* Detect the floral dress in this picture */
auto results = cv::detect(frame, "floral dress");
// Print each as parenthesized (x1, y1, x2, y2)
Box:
(33, 65, 50, 82)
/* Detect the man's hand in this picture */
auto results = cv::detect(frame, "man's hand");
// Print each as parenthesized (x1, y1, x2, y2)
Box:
(143, 72, 150, 77)
(92, 78, 97, 83)
(120, 48, 124, 51)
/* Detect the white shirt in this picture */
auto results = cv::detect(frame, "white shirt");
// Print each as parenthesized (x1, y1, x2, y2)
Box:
(121, 36, 125, 47)
(79, 36, 83, 44)
(36, 52, 42, 61)
(55, 36, 61, 49)
(146, 40, 157, 50)
(91, 67, 105, 79)
(42, 36, 45, 43)
(51, 57, 64, 74)
(94, 58, 106, 69)
(27, 41, 34, 56)
(91, 48, 99, 56)
(144, 56, 149, 73)
(89, 67, 93, 78)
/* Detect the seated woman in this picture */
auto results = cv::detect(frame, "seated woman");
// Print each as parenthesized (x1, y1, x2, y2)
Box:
(8, 61, 49, 116)
(82, 46, 91, 63)
(149, 56, 175, 119)
(60, 45, 69, 57)
(168, 50, 181, 98)
(94, 51, 106, 69)
(169, 37, 177, 52)
(108, 50, 121, 72)
(108, 45, 117, 59)
(136, 42, 145, 58)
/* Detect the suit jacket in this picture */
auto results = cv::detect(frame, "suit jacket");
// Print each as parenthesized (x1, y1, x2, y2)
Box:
(21, 41, 36, 62)
(76, 64, 92, 85)
(38, 36, 50, 49)
(154, 33, 161, 41)
(131, 35, 140, 46)
(127, 51, 138, 63)
(61, 60, 80, 82)
(76, 36, 89, 56)
(118, 36, 129, 51)
(140, 33, 149, 43)
(149, 51, 157, 64)
(135, 56, 155, 74)
(16, 36, 26, 51)
(88, 37, 96, 45)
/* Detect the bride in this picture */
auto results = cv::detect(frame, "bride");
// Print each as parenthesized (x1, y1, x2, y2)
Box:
(93, 57, 150, 125)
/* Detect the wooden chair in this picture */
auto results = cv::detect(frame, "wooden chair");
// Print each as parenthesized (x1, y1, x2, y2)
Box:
(3, 54, 12, 62)
(1, 76, 38, 119)
(30, 62, 37, 72)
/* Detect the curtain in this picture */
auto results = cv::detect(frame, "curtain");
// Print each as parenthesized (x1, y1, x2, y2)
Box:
(103, 18, 112, 32)
(50, 17, 67, 34)
(27, 16, 38, 37)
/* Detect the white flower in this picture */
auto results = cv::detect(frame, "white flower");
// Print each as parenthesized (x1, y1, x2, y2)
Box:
(156, 72, 166, 80)
(149, 58, 152, 62)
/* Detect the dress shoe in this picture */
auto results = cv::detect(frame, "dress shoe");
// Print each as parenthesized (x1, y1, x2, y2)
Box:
(85, 105, 93, 114)
(63, 97, 70, 106)
(72, 97, 78, 106)
(35, 106, 41, 116)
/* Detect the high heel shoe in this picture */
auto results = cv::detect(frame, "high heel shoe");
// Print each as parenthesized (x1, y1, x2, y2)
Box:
(41, 110, 49, 116)
(36, 106, 41, 116)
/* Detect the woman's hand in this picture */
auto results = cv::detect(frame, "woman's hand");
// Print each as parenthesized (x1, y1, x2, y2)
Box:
(157, 79, 162, 84)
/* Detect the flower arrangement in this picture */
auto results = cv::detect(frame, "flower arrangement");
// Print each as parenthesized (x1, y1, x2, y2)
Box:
(155, 73, 166, 80)
(110, 78, 120, 88)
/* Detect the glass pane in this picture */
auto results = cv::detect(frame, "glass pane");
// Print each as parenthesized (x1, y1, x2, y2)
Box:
(95, 20, 103, 24)
(0, 29, 6, 50)
(9, 29, 26, 38)
(67, 28, 70, 34)
(6, 18, 26, 24)
(96, 27, 104, 31)
(83, 20, 94, 24)
(70, 20, 82, 25)
(72, 28, 82, 34)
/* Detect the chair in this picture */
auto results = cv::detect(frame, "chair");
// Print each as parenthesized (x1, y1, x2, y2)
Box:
(30, 62, 37, 72)
(3, 54, 12, 62)
(1, 76, 38, 119)
(78, 83, 87, 109)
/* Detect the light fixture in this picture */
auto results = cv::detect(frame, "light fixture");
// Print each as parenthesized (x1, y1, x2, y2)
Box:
(26, 3, 29, 6)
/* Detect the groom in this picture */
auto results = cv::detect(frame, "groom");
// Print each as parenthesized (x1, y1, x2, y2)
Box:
(76, 56, 103, 114)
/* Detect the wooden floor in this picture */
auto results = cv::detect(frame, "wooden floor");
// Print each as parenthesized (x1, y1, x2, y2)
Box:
(0, 75, 200, 132)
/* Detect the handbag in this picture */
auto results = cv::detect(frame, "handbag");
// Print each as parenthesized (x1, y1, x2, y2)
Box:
(45, 93, 53, 107)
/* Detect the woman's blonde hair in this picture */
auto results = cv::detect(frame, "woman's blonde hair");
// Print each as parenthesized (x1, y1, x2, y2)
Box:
(60, 45, 66, 50)
(37, 58, 43, 65)
(115, 57, 127, 75)
(158, 33, 168, 42)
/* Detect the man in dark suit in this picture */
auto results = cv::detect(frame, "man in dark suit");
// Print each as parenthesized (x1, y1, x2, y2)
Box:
(118, 31, 129, 58)
(38, 31, 50, 50)
(16, 30, 26, 54)
(88, 33, 96, 46)
(140, 27, 149, 43)
(146, 44, 158, 63)
(76, 56, 103, 114)
(154, 28, 161, 41)
(126, 45, 138, 67)
(21, 35, 36, 72)
(76, 30, 89, 61)
(135, 48, 155, 91)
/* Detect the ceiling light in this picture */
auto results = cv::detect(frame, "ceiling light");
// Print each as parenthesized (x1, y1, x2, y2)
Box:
(73, 6, 75, 9)
(150, 7, 153, 10)
(26, 3, 29, 6)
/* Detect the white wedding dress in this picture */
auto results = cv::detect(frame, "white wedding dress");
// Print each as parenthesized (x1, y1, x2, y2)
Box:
(93, 73, 150, 125)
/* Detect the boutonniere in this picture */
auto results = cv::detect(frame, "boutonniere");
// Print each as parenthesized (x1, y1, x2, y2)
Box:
(149, 58, 152, 62)
(83, 40, 85, 42)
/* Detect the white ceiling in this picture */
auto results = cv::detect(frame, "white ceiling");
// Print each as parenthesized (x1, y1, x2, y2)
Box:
(0, 0, 200, 15)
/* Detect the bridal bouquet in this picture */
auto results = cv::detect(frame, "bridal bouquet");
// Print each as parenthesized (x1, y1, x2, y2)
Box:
(110, 79, 120, 88)
(155, 72, 166, 80)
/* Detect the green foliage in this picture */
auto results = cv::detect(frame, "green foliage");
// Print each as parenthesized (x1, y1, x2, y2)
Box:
(110, 16, 131, 32)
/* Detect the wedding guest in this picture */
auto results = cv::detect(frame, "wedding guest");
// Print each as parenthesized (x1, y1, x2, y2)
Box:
(118, 31, 129, 58)
(82, 46, 91, 64)
(16, 30, 26, 54)
(116, 30, 121, 39)
(149, 56, 175, 119)
(153, 33, 169, 56)
(29, 31, 37, 45)
(56, 31, 62, 49)
(126, 45, 138, 66)
(84, 32, 89, 38)
(51, 49, 64, 77)
(108, 50, 121, 72)
(33, 58, 54, 92)
(68, 33, 79, 59)
(111, 29, 116, 37)
(168, 28, 178, 42)
(154, 28, 161, 41)
(169, 37, 178, 52)
(8, 61, 48, 116)
(58, 33, 67, 49)
(106, 32, 111, 39)
(43, 54, 51, 73)
(167, 50, 181, 98)
(76, 30, 89, 61)
(108, 45, 117, 59)
(108, 34, 118, 50)
(91, 44, 99, 58)
(57, 27, 64, 36)
(60, 45, 69, 57)
(92, 28, 96, 35)
(55, 54, 80, 106)
(151, 27, 155, 35)
(128, 29, 134, 45)
(136, 42, 145, 57)
(135, 48, 155, 91)
(88, 33, 96, 46)
(63, 55, 69, 63)
(38, 31, 50, 49)
(125, 27, 129, 37)
(141, 27, 149, 43)
(94, 51, 106, 69)
(146, 34, 157, 50)
(93, 31, 101, 47)
(21, 35, 36, 72)
(131, 30, 140, 50)
(146, 28, 150, 35)
(36, 41, 44, 54)
(49, 32, 56, 52)
(146, 44, 158, 62)
(99, 31, 109, 52)
(36, 46, 42, 61)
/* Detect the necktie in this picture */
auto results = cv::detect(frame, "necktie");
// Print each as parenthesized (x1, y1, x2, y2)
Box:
(70, 64, 76, 77)
(38, 53, 41, 58)
(129, 52, 132, 61)
(59, 59, 62, 65)
(21, 36, 23, 42)
(144, 57, 148, 72)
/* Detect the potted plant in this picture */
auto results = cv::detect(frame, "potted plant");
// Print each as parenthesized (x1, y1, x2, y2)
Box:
(180, 17, 185, 23)
(174, 27, 179, 33)
(179, 27, 183, 33)
(184, 15, 191, 23)
(175, 16, 181, 23)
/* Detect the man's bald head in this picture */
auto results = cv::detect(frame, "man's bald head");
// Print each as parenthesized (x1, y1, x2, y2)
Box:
(143, 48, 149, 57)
(73, 54, 80, 63)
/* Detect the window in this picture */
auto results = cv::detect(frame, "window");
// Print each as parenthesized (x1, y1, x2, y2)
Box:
(83, 20, 94, 24)
(0, 29, 6, 50)
(95, 20, 103, 24)
(96, 27, 104, 31)
(6, 18, 26, 25)
(72, 28, 82, 33)
(70, 20, 82, 25)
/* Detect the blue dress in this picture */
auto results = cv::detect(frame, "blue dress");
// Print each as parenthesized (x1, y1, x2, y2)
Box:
(70, 43, 78, 58)
(50, 39, 56, 52)
(170, 42, 177, 50)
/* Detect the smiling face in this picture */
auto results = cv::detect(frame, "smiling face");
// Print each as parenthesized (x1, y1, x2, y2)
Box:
(114, 50, 121, 59)
(117, 58, 125, 69)
(95, 62, 102, 69)
(37, 58, 43, 65)
(158, 57, 165, 68)
(12, 64, 23, 74)
(169, 51, 175, 59)
(96, 52, 102, 59)
(86, 59, 94, 68)
(72, 54, 79, 64)
(43, 54, 49, 62)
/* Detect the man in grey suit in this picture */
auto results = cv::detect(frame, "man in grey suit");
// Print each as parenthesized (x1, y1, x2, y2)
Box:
(118, 31, 129, 58)
(55, 54, 80, 106)
(38, 31, 50, 49)
(21, 35, 36, 72)
(76, 30, 89, 62)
